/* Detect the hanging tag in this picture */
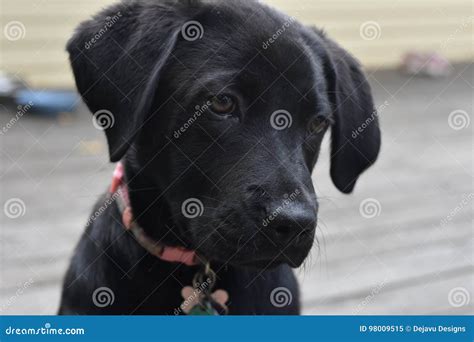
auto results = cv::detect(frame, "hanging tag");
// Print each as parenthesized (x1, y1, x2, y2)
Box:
(179, 263, 229, 315)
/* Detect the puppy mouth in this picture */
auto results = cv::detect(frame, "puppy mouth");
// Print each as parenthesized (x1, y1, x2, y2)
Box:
(238, 253, 308, 269)
(204, 251, 308, 270)
(185, 215, 315, 269)
(193, 235, 313, 269)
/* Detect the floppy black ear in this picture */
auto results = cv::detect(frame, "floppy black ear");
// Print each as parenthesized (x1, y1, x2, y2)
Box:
(301, 27, 381, 193)
(323, 36, 381, 193)
(67, 2, 182, 161)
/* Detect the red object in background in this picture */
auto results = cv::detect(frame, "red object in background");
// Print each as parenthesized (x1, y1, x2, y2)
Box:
(401, 52, 452, 77)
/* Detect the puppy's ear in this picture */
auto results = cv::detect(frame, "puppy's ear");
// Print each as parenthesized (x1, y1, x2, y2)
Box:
(301, 28, 381, 193)
(323, 37, 381, 193)
(67, 3, 182, 161)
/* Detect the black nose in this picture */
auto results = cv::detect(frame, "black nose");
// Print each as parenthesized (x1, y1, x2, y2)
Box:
(263, 202, 316, 246)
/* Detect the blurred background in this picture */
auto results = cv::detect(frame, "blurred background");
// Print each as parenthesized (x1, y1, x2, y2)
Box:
(1, 0, 472, 314)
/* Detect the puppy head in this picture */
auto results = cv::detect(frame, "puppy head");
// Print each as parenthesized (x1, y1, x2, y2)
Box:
(68, 0, 381, 268)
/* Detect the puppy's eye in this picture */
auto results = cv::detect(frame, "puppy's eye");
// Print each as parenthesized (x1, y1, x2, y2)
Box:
(308, 116, 329, 134)
(209, 95, 236, 116)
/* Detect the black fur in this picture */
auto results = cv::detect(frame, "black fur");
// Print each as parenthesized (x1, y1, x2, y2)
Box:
(59, 0, 380, 315)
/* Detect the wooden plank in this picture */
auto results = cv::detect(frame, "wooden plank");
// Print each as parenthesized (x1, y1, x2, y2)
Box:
(1, 0, 473, 88)
(302, 271, 474, 315)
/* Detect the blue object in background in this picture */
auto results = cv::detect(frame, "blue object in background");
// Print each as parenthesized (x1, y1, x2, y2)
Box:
(15, 89, 80, 117)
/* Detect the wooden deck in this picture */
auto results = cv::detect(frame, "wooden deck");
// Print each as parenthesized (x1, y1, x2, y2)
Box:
(0, 65, 472, 315)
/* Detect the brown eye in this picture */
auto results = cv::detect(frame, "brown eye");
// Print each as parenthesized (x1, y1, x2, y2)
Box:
(209, 95, 236, 115)
(309, 116, 329, 134)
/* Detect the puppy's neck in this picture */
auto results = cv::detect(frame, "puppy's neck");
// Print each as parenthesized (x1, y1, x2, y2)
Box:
(122, 160, 185, 248)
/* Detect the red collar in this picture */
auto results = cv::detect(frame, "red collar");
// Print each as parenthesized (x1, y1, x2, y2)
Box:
(109, 162, 198, 266)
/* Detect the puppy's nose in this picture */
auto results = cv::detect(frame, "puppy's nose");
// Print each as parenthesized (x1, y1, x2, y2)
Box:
(264, 202, 316, 246)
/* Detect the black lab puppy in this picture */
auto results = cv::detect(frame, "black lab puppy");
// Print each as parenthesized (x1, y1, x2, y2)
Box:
(59, 0, 381, 315)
